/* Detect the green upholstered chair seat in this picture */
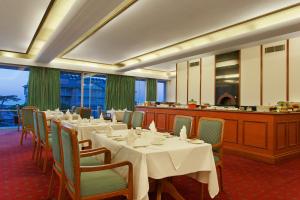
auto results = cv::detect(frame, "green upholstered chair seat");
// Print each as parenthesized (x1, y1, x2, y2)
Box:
(80, 157, 103, 166)
(79, 170, 127, 197)
(214, 155, 220, 163)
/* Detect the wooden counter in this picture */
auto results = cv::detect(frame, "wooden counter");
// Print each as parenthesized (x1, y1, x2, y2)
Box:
(136, 106, 300, 164)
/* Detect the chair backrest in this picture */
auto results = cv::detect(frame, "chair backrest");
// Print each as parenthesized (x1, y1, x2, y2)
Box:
(131, 111, 144, 129)
(173, 115, 193, 137)
(60, 125, 80, 194)
(75, 107, 81, 114)
(50, 120, 62, 166)
(115, 111, 125, 122)
(32, 111, 39, 139)
(37, 111, 48, 143)
(21, 106, 36, 129)
(197, 117, 224, 153)
(123, 111, 132, 128)
(80, 108, 91, 119)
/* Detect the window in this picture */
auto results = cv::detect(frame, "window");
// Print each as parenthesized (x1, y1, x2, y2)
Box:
(0, 66, 29, 127)
(60, 71, 82, 111)
(83, 74, 107, 118)
(157, 80, 167, 102)
(135, 79, 146, 104)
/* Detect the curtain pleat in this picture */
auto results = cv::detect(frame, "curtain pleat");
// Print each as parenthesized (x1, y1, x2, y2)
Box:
(146, 78, 157, 101)
(105, 74, 135, 111)
(28, 67, 60, 110)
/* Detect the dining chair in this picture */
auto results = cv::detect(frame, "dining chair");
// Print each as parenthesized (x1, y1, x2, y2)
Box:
(123, 111, 132, 128)
(20, 106, 37, 145)
(197, 117, 225, 191)
(173, 115, 193, 137)
(131, 111, 144, 129)
(32, 111, 42, 162)
(37, 111, 52, 173)
(60, 125, 133, 200)
(16, 105, 22, 132)
(80, 107, 91, 119)
(47, 119, 111, 200)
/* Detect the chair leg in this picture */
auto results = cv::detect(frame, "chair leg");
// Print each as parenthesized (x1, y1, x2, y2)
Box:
(47, 167, 55, 200)
(43, 148, 49, 173)
(32, 138, 37, 160)
(58, 173, 65, 200)
(218, 165, 224, 191)
(201, 183, 205, 200)
(20, 129, 25, 145)
(39, 146, 44, 168)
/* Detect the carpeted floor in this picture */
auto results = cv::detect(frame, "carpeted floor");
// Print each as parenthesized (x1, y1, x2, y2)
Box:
(1, 129, 300, 200)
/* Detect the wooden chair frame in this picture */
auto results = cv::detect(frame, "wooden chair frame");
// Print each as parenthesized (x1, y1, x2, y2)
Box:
(172, 115, 194, 138)
(197, 117, 225, 191)
(61, 125, 134, 200)
(20, 106, 36, 145)
(79, 107, 92, 119)
(47, 120, 112, 200)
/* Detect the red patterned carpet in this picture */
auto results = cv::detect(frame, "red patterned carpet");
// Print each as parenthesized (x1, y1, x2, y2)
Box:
(1, 129, 300, 200)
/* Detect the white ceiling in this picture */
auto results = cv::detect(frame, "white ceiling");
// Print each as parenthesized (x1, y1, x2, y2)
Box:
(0, 0, 51, 53)
(64, 0, 300, 64)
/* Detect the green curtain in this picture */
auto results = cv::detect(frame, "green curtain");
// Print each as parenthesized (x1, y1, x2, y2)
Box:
(146, 78, 157, 101)
(28, 67, 60, 110)
(105, 74, 135, 111)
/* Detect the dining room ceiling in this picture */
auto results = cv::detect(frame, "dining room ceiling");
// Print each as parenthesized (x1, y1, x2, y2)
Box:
(1, 0, 300, 76)
(0, 0, 52, 53)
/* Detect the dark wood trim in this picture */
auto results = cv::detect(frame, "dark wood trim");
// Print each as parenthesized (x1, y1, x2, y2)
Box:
(187, 61, 189, 103)
(26, 0, 56, 54)
(199, 58, 202, 105)
(214, 55, 216, 105)
(260, 45, 263, 105)
(286, 39, 290, 101)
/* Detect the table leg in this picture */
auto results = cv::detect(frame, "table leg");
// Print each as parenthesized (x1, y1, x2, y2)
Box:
(156, 181, 162, 200)
(160, 179, 185, 200)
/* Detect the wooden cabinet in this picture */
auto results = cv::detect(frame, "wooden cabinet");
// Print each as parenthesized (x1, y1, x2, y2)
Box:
(136, 106, 300, 164)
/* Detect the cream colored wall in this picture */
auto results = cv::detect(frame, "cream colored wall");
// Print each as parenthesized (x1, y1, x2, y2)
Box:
(167, 77, 176, 102)
(262, 40, 287, 105)
(240, 46, 261, 106)
(289, 37, 300, 102)
(188, 59, 201, 104)
(201, 55, 215, 105)
(176, 61, 188, 104)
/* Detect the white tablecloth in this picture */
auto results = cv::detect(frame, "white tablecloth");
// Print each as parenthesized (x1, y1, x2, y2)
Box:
(62, 120, 128, 141)
(91, 130, 219, 200)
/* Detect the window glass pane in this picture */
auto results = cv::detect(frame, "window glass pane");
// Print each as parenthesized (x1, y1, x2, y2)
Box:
(157, 81, 166, 102)
(135, 80, 146, 104)
(60, 71, 82, 111)
(0, 66, 29, 127)
(83, 75, 106, 118)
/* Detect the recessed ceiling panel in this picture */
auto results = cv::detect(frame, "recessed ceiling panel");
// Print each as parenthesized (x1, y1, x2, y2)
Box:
(64, 0, 300, 64)
(0, 0, 51, 53)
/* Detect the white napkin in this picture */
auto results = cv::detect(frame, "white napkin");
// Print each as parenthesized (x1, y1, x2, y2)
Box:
(127, 129, 137, 146)
(111, 107, 115, 112)
(99, 113, 104, 120)
(179, 126, 187, 140)
(55, 108, 59, 112)
(66, 109, 70, 115)
(112, 114, 117, 124)
(124, 108, 127, 111)
(149, 120, 157, 132)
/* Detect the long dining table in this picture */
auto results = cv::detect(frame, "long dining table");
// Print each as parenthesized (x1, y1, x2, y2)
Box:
(90, 129, 219, 200)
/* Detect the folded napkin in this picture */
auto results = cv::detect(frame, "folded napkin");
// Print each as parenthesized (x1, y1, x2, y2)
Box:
(123, 108, 127, 111)
(55, 108, 59, 112)
(112, 114, 117, 124)
(66, 109, 70, 115)
(149, 120, 157, 132)
(127, 129, 137, 146)
(106, 126, 113, 137)
(179, 126, 187, 140)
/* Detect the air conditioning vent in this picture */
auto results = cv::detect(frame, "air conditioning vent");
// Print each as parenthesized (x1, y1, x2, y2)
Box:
(189, 61, 199, 67)
(265, 45, 285, 53)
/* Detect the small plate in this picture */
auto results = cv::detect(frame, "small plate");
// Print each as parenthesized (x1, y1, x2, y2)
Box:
(189, 139, 204, 144)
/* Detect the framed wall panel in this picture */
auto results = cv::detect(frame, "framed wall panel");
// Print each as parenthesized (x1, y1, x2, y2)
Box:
(167, 77, 176, 102)
(240, 46, 261, 106)
(201, 55, 215, 105)
(188, 58, 201, 104)
(176, 61, 188, 104)
(262, 40, 287, 105)
(289, 37, 300, 102)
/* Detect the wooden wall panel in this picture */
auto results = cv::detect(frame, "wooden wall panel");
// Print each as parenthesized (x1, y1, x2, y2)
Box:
(176, 61, 188, 104)
(240, 46, 261, 106)
(156, 113, 167, 131)
(167, 114, 176, 132)
(276, 123, 287, 150)
(243, 121, 267, 149)
(223, 119, 238, 143)
(145, 112, 155, 128)
(288, 122, 298, 147)
(262, 40, 287, 105)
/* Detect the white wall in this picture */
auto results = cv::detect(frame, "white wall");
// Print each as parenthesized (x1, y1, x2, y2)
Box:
(240, 46, 261, 106)
(289, 37, 300, 102)
(262, 40, 287, 105)
(167, 77, 176, 102)
(176, 61, 188, 104)
(201, 56, 215, 105)
(188, 59, 201, 104)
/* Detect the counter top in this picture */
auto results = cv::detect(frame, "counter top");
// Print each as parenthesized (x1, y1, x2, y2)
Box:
(135, 106, 300, 115)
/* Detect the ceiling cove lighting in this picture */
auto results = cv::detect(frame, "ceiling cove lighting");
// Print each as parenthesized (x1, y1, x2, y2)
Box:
(119, 4, 300, 67)
(216, 74, 239, 79)
(28, 0, 76, 56)
(52, 58, 119, 69)
(0, 51, 32, 59)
